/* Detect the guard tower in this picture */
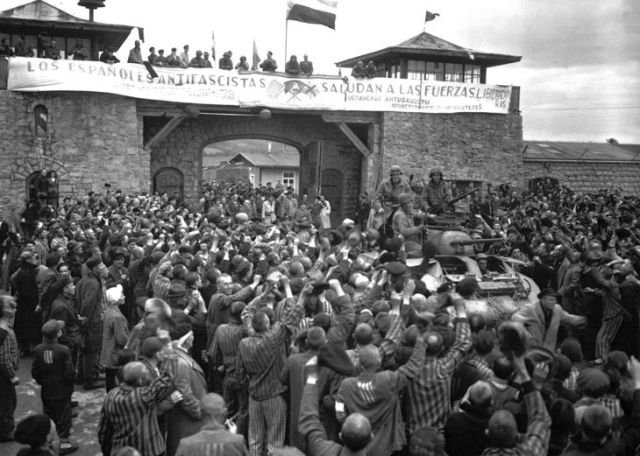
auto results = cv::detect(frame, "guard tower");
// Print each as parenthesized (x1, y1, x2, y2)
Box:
(0, 0, 137, 60)
(336, 31, 521, 84)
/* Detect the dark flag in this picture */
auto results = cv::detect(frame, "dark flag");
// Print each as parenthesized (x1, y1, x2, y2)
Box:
(425, 10, 440, 22)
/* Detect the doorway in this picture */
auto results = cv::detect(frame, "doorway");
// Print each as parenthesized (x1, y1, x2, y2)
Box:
(320, 168, 343, 226)
(154, 167, 184, 199)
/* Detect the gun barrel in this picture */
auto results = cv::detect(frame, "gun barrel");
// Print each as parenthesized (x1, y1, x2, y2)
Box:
(446, 188, 480, 206)
(451, 238, 504, 246)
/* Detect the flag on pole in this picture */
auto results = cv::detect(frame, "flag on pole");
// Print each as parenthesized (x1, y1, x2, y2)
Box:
(252, 39, 260, 70)
(211, 31, 216, 63)
(286, 0, 338, 30)
(424, 10, 440, 22)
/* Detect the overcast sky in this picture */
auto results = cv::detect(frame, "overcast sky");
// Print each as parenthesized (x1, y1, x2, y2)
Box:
(3, 0, 639, 143)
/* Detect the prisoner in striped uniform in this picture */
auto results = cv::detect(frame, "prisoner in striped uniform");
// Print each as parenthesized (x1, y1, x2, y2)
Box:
(406, 294, 473, 432)
(237, 277, 306, 456)
(98, 360, 178, 456)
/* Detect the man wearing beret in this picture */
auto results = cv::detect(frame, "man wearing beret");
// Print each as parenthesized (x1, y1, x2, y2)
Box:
(76, 255, 108, 389)
(512, 289, 586, 350)
(31, 319, 78, 454)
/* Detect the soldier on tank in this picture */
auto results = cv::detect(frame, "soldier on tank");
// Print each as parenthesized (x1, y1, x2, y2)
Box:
(422, 166, 451, 214)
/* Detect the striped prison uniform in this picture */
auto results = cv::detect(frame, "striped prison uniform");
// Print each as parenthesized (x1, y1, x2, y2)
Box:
(595, 276, 624, 360)
(480, 381, 551, 456)
(237, 298, 304, 456)
(210, 320, 249, 435)
(406, 316, 472, 432)
(98, 371, 174, 456)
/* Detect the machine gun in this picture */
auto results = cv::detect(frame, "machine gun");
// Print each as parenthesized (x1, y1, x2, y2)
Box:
(449, 237, 504, 247)
(444, 187, 479, 209)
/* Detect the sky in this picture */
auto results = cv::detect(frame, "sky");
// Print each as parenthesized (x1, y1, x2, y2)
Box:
(2, 0, 639, 143)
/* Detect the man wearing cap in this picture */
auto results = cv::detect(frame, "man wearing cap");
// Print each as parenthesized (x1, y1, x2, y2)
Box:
(31, 319, 78, 454)
(76, 255, 108, 389)
(512, 288, 586, 350)
(421, 167, 451, 215)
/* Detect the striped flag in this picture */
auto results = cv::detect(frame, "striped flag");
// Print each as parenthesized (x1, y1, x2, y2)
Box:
(286, 0, 338, 30)
(252, 39, 260, 71)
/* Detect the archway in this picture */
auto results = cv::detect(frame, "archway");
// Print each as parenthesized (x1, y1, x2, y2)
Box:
(202, 138, 301, 193)
(154, 167, 184, 199)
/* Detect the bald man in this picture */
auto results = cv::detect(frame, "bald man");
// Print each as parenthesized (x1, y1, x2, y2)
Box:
(98, 360, 182, 456)
(444, 381, 493, 456)
(299, 356, 372, 456)
(335, 334, 427, 456)
(175, 393, 248, 456)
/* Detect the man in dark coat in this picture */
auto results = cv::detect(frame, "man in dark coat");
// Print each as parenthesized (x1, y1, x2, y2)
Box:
(76, 255, 108, 389)
(31, 320, 78, 454)
(10, 250, 41, 354)
(444, 381, 492, 456)
(280, 326, 327, 452)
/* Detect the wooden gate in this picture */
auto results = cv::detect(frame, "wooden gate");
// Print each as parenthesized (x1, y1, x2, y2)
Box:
(154, 167, 184, 198)
(321, 168, 343, 226)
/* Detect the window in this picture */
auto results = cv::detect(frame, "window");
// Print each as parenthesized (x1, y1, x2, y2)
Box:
(464, 65, 481, 83)
(34, 105, 48, 137)
(388, 64, 401, 78)
(444, 63, 464, 82)
(425, 62, 444, 81)
(282, 171, 295, 188)
(407, 60, 426, 80)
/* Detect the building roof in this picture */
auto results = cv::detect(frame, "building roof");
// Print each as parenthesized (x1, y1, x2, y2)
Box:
(203, 139, 300, 169)
(230, 151, 299, 169)
(523, 141, 640, 162)
(0, 0, 138, 50)
(336, 31, 521, 68)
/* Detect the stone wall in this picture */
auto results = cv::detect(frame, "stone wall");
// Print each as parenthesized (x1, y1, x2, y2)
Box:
(380, 112, 523, 191)
(146, 114, 362, 221)
(0, 91, 149, 213)
(524, 161, 640, 194)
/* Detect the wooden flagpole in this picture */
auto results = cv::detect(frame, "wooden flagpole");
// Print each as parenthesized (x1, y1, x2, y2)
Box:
(284, 19, 289, 63)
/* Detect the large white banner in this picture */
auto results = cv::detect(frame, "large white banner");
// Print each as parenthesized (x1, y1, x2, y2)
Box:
(7, 57, 512, 114)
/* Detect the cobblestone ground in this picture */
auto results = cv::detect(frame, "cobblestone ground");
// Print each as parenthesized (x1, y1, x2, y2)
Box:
(0, 356, 103, 456)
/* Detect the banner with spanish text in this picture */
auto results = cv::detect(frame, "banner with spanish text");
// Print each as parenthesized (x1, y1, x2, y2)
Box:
(7, 58, 513, 114)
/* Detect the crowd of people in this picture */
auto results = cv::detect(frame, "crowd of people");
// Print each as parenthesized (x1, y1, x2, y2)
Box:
(0, 35, 316, 77)
(0, 164, 639, 456)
